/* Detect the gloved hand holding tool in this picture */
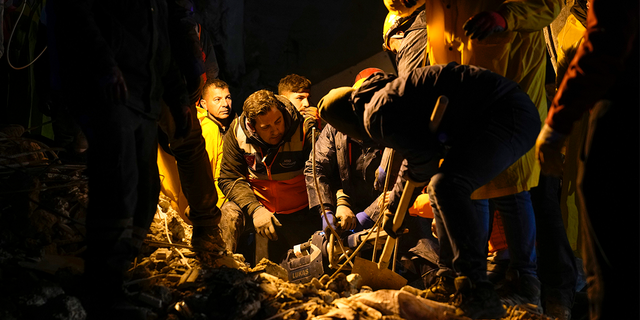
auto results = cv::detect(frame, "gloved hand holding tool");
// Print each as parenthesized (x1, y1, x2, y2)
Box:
(253, 206, 282, 241)
(322, 211, 337, 234)
(336, 205, 357, 231)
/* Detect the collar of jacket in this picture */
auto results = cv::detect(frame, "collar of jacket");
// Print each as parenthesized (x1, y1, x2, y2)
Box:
(238, 95, 302, 151)
(206, 111, 236, 134)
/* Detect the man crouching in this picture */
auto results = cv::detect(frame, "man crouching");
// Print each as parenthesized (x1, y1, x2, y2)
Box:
(218, 89, 320, 264)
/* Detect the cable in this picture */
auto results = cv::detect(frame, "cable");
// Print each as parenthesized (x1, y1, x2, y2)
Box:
(6, 1, 48, 70)
(311, 127, 353, 269)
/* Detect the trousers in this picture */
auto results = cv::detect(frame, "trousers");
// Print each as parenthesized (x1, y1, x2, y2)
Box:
(427, 90, 541, 282)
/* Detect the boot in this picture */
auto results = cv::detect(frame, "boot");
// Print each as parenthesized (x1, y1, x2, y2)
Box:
(425, 275, 456, 302)
(452, 276, 506, 319)
(191, 225, 226, 253)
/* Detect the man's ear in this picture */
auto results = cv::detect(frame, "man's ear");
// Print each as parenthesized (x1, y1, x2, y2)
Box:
(199, 99, 206, 108)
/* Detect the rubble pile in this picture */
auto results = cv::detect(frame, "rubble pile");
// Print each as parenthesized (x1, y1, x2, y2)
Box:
(0, 129, 558, 320)
(0, 128, 88, 320)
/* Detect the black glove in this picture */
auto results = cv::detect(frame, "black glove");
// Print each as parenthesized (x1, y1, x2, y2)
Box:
(170, 105, 193, 139)
(463, 11, 506, 41)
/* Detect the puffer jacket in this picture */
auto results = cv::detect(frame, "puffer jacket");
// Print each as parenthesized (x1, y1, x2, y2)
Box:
(354, 63, 533, 211)
(219, 95, 316, 215)
(304, 124, 384, 220)
(419, 0, 561, 199)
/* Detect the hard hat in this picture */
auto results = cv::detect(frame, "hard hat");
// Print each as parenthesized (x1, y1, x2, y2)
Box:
(383, 0, 424, 18)
(382, 11, 419, 52)
(353, 68, 384, 89)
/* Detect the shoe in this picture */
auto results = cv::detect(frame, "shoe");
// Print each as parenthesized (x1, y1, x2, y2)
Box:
(191, 226, 226, 253)
(452, 276, 506, 319)
(424, 275, 456, 302)
(497, 269, 542, 310)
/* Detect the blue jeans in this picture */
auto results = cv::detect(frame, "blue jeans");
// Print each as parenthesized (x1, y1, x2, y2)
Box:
(530, 173, 577, 308)
(426, 90, 541, 283)
(477, 191, 538, 276)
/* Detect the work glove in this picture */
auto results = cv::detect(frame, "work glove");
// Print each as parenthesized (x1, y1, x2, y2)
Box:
(99, 66, 129, 104)
(336, 205, 357, 231)
(355, 211, 375, 230)
(382, 209, 398, 238)
(377, 191, 392, 211)
(170, 105, 193, 140)
(463, 11, 506, 41)
(322, 211, 338, 234)
(253, 207, 282, 241)
(535, 124, 567, 178)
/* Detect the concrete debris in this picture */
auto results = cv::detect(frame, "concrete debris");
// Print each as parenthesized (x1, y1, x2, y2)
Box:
(251, 257, 290, 281)
(0, 159, 575, 320)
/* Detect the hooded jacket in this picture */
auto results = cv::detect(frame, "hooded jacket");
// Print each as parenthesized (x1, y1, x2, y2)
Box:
(219, 95, 316, 216)
(351, 63, 535, 211)
(304, 124, 384, 220)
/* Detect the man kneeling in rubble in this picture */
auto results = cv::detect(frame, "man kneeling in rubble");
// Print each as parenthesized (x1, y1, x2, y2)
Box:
(317, 62, 540, 320)
(218, 89, 321, 264)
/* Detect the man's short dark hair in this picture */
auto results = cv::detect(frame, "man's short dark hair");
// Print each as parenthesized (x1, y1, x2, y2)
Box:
(202, 79, 229, 102)
(243, 89, 281, 126)
(204, 78, 229, 92)
(278, 74, 311, 95)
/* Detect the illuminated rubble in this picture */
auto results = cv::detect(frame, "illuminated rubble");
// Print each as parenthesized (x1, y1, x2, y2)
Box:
(0, 131, 558, 320)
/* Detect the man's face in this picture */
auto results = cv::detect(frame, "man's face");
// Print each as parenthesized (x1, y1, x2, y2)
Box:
(203, 86, 232, 121)
(251, 106, 285, 145)
(283, 90, 310, 113)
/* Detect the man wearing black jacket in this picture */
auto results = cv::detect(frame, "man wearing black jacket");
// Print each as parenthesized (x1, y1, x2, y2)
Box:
(218, 90, 320, 263)
(318, 63, 541, 319)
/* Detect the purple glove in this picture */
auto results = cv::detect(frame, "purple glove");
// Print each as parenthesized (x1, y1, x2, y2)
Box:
(322, 211, 337, 233)
(355, 211, 375, 231)
(463, 11, 506, 40)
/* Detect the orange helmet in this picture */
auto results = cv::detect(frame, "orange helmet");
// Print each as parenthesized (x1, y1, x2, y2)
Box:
(353, 68, 384, 89)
